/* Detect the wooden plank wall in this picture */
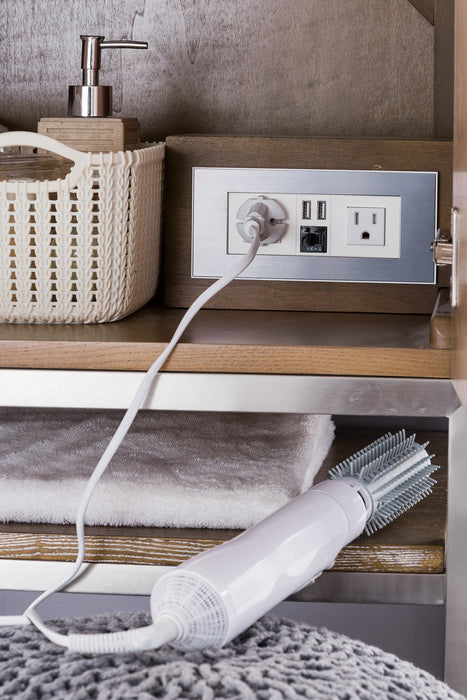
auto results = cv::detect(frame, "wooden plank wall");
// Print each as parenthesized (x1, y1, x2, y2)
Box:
(0, 0, 437, 142)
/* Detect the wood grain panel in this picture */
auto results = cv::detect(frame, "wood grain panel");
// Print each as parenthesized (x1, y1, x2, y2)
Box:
(0, 342, 450, 377)
(0, 534, 444, 574)
(335, 545, 443, 573)
(0, 428, 447, 574)
(163, 135, 453, 313)
(0, 1, 434, 141)
(0, 308, 450, 377)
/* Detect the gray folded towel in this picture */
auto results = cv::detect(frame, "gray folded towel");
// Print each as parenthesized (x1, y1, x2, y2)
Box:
(0, 408, 334, 529)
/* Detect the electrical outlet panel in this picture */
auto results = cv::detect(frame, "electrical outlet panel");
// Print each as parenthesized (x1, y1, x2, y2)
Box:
(192, 168, 437, 284)
(227, 193, 401, 259)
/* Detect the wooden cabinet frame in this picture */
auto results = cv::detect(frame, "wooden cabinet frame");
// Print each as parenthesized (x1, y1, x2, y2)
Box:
(408, 0, 454, 139)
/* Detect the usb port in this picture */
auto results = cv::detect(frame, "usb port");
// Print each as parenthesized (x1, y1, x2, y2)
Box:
(302, 200, 311, 220)
(317, 200, 327, 220)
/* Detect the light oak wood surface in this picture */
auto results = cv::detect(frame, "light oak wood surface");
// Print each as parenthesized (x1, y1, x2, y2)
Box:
(0, 306, 450, 377)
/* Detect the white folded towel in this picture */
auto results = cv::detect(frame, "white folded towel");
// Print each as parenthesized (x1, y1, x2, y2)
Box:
(0, 408, 334, 529)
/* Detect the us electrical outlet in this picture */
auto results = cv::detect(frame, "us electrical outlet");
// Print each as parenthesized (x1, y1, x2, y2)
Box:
(192, 168, 437, 284)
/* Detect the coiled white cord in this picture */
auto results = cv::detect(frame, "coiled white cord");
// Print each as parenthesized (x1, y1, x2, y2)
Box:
(26, 608, 179, 653)
(0, 218, 262, 653)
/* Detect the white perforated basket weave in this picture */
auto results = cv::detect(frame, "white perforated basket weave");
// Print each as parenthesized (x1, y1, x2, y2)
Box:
(0, 131, 164, 323)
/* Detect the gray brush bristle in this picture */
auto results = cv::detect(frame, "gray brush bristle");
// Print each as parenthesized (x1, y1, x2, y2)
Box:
(329, 430, 439, 535)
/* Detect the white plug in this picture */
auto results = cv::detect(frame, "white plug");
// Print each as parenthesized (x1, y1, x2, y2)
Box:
(235, 196, 286, 245)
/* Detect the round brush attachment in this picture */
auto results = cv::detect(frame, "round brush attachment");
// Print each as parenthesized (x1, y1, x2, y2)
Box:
(328, 430, 439, 535)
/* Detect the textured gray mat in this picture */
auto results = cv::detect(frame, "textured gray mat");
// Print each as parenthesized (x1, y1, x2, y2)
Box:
(0, 613, 463, 699)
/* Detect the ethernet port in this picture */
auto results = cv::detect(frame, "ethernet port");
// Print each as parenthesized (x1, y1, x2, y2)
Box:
(300, 226, 327, 253)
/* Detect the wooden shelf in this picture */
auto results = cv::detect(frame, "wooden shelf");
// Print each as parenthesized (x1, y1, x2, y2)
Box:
(0, 304, 450, 377)
(0, 308, 450, 587)
(0, 428, 447, 575)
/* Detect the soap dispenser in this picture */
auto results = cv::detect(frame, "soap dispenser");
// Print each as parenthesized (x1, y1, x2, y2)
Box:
(38, 35, 148, 152)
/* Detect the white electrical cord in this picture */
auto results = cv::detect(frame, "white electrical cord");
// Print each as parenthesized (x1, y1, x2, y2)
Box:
(0, 218, 262, 652)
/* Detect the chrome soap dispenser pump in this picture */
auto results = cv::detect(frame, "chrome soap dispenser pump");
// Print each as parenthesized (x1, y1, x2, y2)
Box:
(69, 35, 148, 118)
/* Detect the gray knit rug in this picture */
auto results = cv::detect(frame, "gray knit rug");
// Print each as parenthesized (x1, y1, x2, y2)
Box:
(0, 613, 463, 699)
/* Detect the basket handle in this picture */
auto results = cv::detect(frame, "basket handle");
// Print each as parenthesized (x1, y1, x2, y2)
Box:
(0, 131, 89, 189)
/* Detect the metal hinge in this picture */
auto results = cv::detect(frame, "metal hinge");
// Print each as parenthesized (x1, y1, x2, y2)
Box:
(431, 227, 453, 266)
(431, 207, 458, 309)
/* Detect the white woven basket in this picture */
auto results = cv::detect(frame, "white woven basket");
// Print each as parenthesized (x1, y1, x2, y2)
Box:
(0, 131, 164, 323)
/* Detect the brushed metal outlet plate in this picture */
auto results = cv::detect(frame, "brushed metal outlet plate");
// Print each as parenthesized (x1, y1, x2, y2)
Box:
(191, 167, 437, 284)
